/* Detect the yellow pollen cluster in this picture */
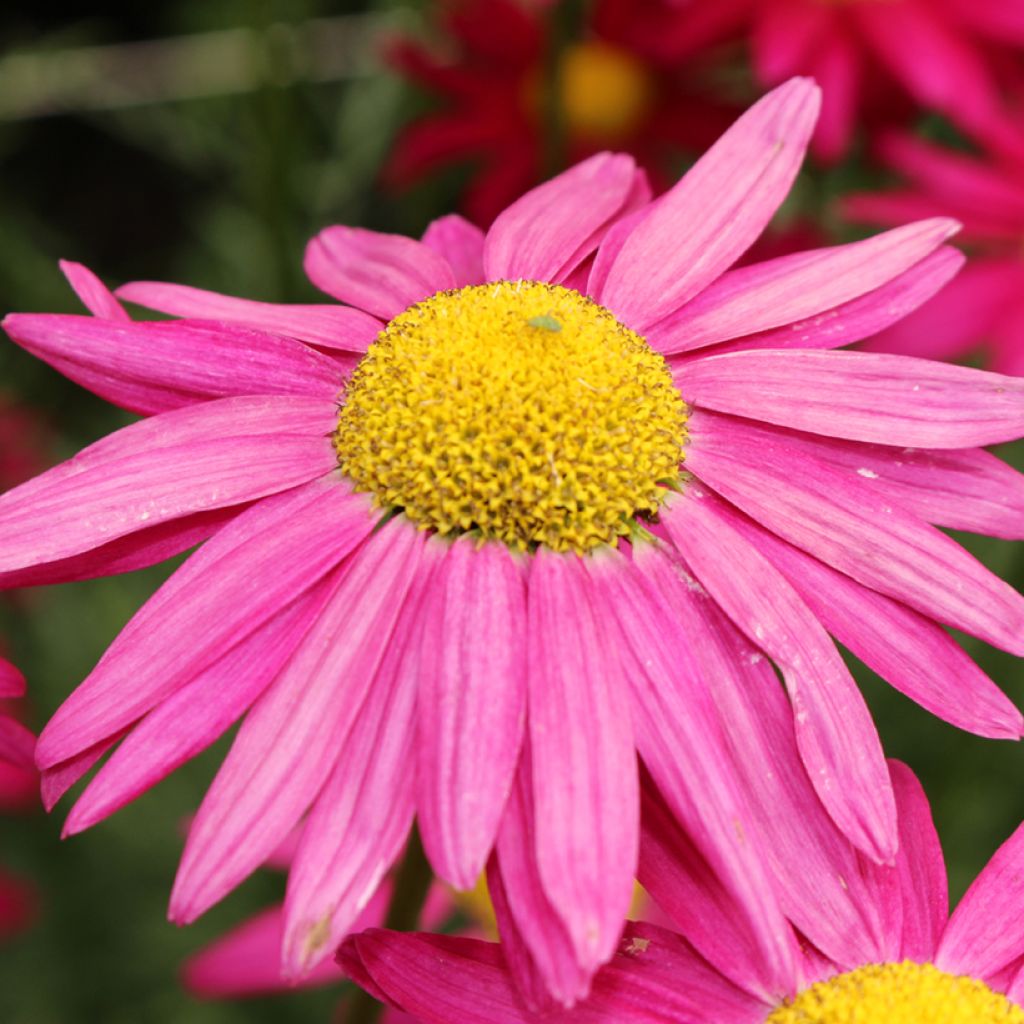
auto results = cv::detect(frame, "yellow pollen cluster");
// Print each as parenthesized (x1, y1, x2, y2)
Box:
(334, 281, 687, 553)
(558, 40, 654, 143)
(768, 961, 1024, 1024)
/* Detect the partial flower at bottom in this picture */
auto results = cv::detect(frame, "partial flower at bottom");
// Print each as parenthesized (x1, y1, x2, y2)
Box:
(1, 77, 1023, 1007)
(341, 761, 1024, 1023)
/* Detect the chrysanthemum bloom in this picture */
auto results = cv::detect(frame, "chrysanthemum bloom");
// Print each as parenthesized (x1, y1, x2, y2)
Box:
(845, 133, 1024, 375)
(385, 0, 738, 225)
(3, 78, 1024, 1004)
(341, 761, 1024, 1023)
(673, 0, 1024, 161)
(0, 658, 37, 940)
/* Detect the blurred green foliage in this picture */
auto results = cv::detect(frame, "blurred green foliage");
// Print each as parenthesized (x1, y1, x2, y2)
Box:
(1, 2, 1023, 1022)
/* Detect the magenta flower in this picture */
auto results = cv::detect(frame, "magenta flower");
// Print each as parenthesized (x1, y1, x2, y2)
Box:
(1, 78, 1023, 1004)
(675, 0, 1024, 161)
(846, 133, 1024, 375)
(341, 761, 1024, 1023)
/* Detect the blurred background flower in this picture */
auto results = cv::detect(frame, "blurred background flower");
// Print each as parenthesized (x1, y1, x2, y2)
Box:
(0, 2, 1022, 1023)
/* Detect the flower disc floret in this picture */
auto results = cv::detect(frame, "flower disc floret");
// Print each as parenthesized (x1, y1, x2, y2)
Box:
(768, 961, 1024, 1024)
(334, 280, 687, 552)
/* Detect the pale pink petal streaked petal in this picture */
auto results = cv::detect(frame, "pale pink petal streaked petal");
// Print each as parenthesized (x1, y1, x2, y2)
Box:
(62, 578, 337, 835)
(734, 424, 1024, 541)
(421, 214, 486, 287)
(35, 477, 376, 770)
(59, 260, 130, 321)
(662, 488, 897, 863)
(675, 246, 964, 356)
(304, 226, 455, 319)
(595, 78, 820, 330)
(679, 349, 1024, 448)
(937, 821, 1024, 980)
(685, 412, 1024, 656)
(654, 571, 892, 969)
(483, 153, 639, 284)
(0, 716, 34, 771)
(592, 547, 798, 1002)
(527, 550, 639, 977)
(488, 744, 592, 1010)
(183, 905, 345, 997)
(169, 520, 423, 924)
(418, 538, 526, 890)
(0, 395, 337, 574)
(745, 522, 1022, 740)
(341, 926, 766, 1024)
(647, 219, 958, 354)
(281, 536, 439, 977)
(3, 315, 342, 415)
(0, 505, 244, 591)
(116, 280, 383, 352)
(0, 658, 25, 699)
(887, 761, 948, 963)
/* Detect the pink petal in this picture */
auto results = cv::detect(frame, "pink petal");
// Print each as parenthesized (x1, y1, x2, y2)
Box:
(739, 423, 1024, 541)
(861, 258, 1021, 361)
(648, 218, 958, 354)
(488, 744, 593, 1010)
(422, 215, 486, 287)
(304, 226, 455, 319)
(483, 152, 639, 284)
(40, 734, 121, 811)
(752, 0, 829, 82)
(679, 349, 1024, 449)
(592, 547, 798, 1001)
(679, 246, 964, 356)
(418, 538, 526, 889)
(649, 568, 893, 969)
(281, 536, 439, 976)
(0, 505, 243, 591)
(748, 521, 1022, 740)
(526, 550, 639, 975)
(0, 658, 25, 698)
(888, 761, 948, 962)
(341, 926, 765, 1024)
(662, 488, 897, 862)
(856, 1, 998, 127)
(35, 477, 376, 770)
(937, 821, 1024, 978)
(3, 314, 341, 415)
(59, 260, 130, 320)
(0, 395, 337, 574)
(169, 519, 423, 924)
(0, 714, 34, 771)
(807, 29, 860, 163)
(685, 411, 1024, 656)
(116, 280, 383, 352)
(63, 578, 336, 835)
(182, 905, 345, 997)
(595, 78, 820, 330)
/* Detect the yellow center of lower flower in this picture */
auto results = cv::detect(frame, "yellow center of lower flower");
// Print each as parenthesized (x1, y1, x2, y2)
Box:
(334, 281, 686, 553)
(558, 40, 654, 143)
(768, 961, 1024, 1023)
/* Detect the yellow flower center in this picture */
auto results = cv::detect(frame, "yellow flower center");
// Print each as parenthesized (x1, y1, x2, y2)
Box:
(558, 40, 654, 143)
(768, 961, 1024, 1023)
(334, 281, 686, 553)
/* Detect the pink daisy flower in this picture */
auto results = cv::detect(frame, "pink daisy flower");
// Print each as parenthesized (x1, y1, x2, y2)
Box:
(845, 133, 1024, 375)
(341, 759, 1024, 1023)
(673, 0, 1024, 161)
(2, 78, 1023, 1004)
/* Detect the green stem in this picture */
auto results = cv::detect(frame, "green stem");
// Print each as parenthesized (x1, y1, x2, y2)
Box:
(345, 830, 435, 1024)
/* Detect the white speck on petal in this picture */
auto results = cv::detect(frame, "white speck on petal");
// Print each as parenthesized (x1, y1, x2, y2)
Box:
(856, 468, 879, 479)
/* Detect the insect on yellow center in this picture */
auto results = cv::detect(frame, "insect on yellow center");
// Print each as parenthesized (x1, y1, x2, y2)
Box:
(334, 281, 687, 553)
(767, 961, 1024, 1024)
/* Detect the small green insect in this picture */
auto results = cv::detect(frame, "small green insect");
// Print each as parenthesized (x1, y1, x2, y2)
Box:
(527, 314, 562, 332)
